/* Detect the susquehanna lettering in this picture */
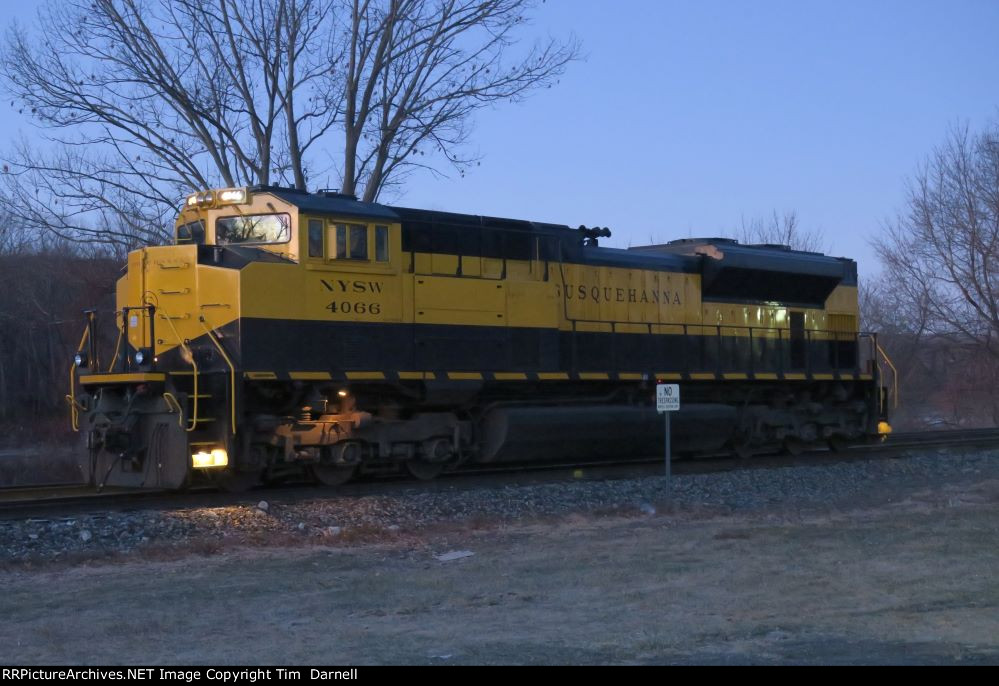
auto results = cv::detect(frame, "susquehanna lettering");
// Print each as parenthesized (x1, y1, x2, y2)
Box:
(556, 283, 682, 306)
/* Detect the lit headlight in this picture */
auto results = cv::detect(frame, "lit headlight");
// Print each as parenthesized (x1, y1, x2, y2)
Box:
(134, 350, 145, 365)
(192, 448, 228, 469)
(74, 352, 87, 367)
(218, 187, 247, 204)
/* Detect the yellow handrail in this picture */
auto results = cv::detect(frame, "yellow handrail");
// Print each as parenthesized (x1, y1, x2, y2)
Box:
(876, 343, 899, 409)
(199, 317, 237, 434)
(68, 325, 90, 431)
(68, 367, 79, 432)
(107, 311, 124, 372)
(150, 301, 200, 432)
(162, 392, 184, 428)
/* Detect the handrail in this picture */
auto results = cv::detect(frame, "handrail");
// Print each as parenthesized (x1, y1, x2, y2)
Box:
(563, 319, 873, 376)
(107, 311, 124, 372)
(198, 316, 237, 435)
(162, 392, 184, 428)
(876, 343, 900, 409)
(151, 302, 200, 432)
(563, 318, 873, 338)
(68, 325, 90, 431)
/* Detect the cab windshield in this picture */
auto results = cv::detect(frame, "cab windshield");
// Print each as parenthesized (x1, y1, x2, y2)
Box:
(216, 213, 291, 245)
(176, 220, 205, 244)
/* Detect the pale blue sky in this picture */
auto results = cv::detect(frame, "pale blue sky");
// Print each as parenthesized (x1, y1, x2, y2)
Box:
(403, 0, 999, 278)
(2, 1, 998, 279)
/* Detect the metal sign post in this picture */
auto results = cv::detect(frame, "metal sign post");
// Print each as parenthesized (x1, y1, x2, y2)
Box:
(656, 383, 680, 499)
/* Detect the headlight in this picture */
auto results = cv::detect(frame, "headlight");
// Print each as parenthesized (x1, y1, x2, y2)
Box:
(134, 350, 145, 365)
(73, 352, 87, 367)
(218, 187, 247, 204)
(192, 448, 228, 469)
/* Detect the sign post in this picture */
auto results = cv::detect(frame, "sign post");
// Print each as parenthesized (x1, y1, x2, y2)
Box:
(656, 382, 680, 499)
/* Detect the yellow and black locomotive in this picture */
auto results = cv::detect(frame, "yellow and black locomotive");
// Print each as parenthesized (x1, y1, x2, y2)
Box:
(69, 186, 892, 490)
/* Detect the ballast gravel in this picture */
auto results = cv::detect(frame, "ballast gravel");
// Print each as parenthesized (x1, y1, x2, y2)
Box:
(2, 448, 997, 562)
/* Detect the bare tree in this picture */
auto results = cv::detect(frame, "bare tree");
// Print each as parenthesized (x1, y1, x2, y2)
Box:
(1, 0, 342, 247)
(734, 209, 828, 252)
(874, 122, 999, 359)
(859, 278, 931, 339)
(869, 120, 999, 428)
(339, 0, 578, 201)
(0, 0, 577, 247)
(0, 237, 118, 424)
(0, 206, 30, 254)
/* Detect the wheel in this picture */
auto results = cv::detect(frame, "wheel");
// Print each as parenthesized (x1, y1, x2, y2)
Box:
(406, 459, 446, 481)
(310, 464, 357, 486)
(783, 438, 806, 457)
(212, 468, 261, 493)
(826, 437, 848, 452)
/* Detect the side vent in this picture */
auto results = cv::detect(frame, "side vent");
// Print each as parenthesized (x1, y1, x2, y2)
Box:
(827, 314, 857, 333)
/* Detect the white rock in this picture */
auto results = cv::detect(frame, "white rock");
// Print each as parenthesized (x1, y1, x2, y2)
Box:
(387, 524, 401, 532)
(435, 550, 474, 562)
(80, 530, 92, 543)
(256, 500, 269, 513)
(327, 526, 342, 536)
(297, 522, 306, 531)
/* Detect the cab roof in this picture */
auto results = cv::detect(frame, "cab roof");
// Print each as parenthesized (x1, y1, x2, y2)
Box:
(256, 185, 398, 221)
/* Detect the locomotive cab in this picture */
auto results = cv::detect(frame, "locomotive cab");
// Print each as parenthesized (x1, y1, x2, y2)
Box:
(177, 186, 298, 261)
(70, 186, 406, 490)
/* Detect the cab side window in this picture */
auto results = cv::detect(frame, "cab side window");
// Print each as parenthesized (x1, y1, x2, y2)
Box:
(333, 224, 347, 258)
(332, 223, 369, 260)
(308, 219, 324, 258)
(375, 225, 389, 262)
(349, 224, 368, 259)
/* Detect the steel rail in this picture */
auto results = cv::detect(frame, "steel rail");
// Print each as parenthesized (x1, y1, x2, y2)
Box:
(2, 428, 998, 519)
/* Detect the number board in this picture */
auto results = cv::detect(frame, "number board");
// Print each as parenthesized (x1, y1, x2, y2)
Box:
(656, 383, 680, 413)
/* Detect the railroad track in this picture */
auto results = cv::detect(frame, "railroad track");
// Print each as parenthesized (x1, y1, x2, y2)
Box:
(872, 428, 999, 449)
(2, 427, 999, 519)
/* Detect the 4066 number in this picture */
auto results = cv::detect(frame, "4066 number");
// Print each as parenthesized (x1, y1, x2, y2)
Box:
(326, 300, 381, 315)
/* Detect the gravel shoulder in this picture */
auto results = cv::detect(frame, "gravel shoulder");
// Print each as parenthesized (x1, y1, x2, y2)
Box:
(2, 449, 999, 664)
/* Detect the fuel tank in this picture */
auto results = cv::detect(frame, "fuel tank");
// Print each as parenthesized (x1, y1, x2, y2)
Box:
(478, 403, 738, 463)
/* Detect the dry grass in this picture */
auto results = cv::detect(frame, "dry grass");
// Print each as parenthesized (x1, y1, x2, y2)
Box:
(5, 492, 999, 664)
